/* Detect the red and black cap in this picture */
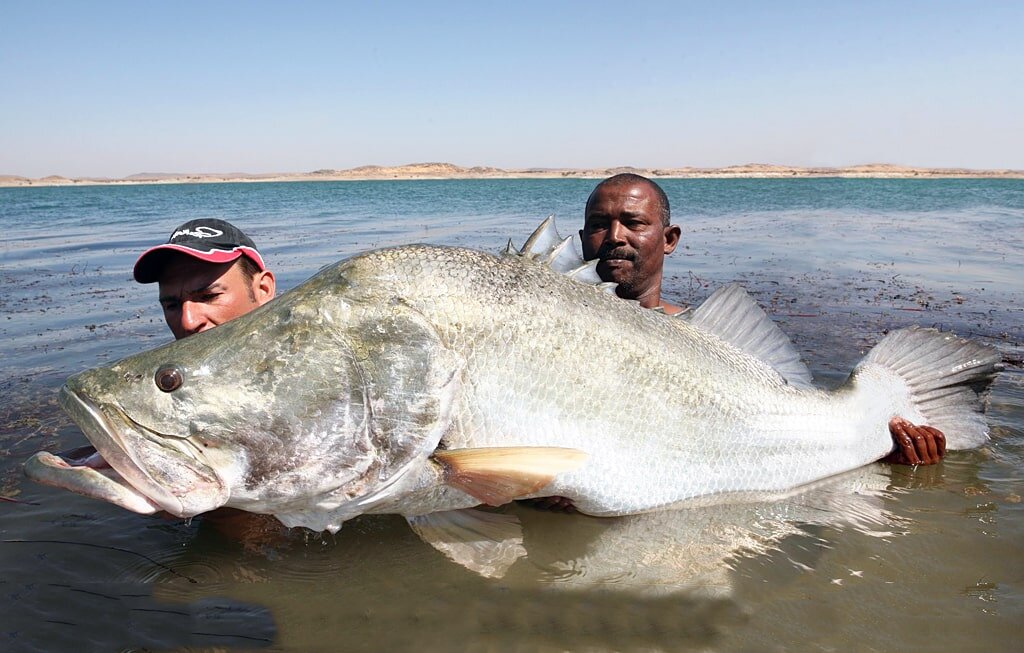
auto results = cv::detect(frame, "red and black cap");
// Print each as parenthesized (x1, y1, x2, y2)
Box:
(133, 218, 266, 283)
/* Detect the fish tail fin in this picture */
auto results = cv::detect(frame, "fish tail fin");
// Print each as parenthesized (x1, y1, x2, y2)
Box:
(855, 327, 1002, 449)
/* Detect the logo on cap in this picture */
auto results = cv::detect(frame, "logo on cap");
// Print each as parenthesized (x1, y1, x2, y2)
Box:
(171, 226, 224, 240)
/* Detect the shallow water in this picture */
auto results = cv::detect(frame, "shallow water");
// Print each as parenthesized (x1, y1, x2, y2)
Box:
(1, 179, 1022, 652)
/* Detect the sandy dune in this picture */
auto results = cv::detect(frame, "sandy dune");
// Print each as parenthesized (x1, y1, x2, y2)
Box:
(2, 162, 1022, 187)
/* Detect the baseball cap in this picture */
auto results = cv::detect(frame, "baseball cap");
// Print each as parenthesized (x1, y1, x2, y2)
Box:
(133, 218, 266, 283)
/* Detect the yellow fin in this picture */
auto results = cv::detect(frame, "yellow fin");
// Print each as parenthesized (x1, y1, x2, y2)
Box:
(433, 446, 587, 506)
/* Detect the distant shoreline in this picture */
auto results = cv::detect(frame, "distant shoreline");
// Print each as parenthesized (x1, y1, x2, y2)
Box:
(2, 162, 1023, 188)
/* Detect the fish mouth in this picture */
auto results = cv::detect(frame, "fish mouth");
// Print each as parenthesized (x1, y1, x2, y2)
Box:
(25, 450, 164, 514)
(24, 386, 228, 517)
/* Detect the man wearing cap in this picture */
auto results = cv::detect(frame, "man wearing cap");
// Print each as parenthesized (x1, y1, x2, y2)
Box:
(127, 218, 281, 541)
(133, 218, 275, 340)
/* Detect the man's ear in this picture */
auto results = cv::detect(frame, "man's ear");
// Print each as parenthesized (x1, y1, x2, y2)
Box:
(663, 224, 681, 255)
(254, 270, 276, 305)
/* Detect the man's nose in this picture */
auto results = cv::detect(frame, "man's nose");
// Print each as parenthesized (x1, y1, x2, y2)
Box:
(178, 301, 209, 334)
(606, 220, 627, 244)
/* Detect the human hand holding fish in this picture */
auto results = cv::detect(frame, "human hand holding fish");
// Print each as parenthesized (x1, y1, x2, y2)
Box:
(883, 417, 946, 465)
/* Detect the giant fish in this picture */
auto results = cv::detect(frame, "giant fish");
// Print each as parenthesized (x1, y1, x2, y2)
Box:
(26, 218, 1002, 575)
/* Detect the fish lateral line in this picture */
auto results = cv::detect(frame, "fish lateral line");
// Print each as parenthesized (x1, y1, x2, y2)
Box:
(432, 446, 587, 506)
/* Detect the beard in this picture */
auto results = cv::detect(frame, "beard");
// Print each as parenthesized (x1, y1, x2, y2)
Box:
(595, 245, 643, 296)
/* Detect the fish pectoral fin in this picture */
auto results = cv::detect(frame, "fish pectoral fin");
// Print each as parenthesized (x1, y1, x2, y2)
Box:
(432, 446, 587, 506)
(406, 508, 526, 579)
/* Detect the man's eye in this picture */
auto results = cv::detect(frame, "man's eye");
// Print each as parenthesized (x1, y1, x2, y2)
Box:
(199, 293, 219, 302)
(161, 302, 179, 312)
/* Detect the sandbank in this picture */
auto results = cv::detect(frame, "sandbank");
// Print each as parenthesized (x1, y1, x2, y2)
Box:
(2, 162, 1023, 188)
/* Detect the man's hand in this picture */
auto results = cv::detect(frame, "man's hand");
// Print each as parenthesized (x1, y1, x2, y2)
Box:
(884, 417, 946, 465)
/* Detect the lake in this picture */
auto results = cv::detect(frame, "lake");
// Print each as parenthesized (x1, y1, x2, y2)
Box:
(2, 178, 1022, 652)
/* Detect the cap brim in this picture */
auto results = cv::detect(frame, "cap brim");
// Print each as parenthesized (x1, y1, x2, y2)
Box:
(133, 244, 265, 283)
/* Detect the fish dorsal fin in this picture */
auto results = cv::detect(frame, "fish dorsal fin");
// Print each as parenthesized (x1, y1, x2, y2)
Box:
(690, 284, 813, 388)
(519, 215, 562, 258)
(406, 508, 526, 578)
(510, 215, 611, 282)
(540, 236, 578, 273)
(566, 259, 602, 284)
(432, 446, 587, 506)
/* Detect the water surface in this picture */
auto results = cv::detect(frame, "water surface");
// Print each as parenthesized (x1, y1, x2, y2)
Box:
(2, 179, 1022, 651)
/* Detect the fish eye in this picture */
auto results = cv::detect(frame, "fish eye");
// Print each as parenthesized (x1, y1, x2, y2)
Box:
(154, 365, 184, 393)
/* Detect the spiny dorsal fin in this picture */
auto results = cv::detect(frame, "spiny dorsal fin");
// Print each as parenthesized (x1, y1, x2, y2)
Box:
(690, 284, 813, 388)
(406, 508, 526, 579)
(540, 236, 579, 273)
(512, 216, 610, 286)
(433, 446, 587, 506)
(520, 215, 562, 259)
(566, 259, 602, 284)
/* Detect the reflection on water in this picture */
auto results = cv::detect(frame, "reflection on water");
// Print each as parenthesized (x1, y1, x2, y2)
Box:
(1, 179, 1022, 651)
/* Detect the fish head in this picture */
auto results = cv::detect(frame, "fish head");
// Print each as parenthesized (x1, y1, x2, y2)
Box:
(35, 265, 462, 521)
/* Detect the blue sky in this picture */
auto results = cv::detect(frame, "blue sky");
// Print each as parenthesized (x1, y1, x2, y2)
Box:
(2, 1, 1022, 177)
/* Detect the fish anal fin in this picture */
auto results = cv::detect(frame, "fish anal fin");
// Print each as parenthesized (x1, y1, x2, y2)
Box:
(433, 446, 587, 506)
(406, 508, 526, 578)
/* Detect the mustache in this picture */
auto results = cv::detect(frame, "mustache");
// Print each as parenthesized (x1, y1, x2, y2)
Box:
(596, 245, 637, 262)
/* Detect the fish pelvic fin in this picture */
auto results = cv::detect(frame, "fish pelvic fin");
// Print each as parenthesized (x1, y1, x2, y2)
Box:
(690, 283, 813, 388)
(406, 508, 526, 579)
(855, 327, 1002, 449)
(433, 446, 587, 506)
